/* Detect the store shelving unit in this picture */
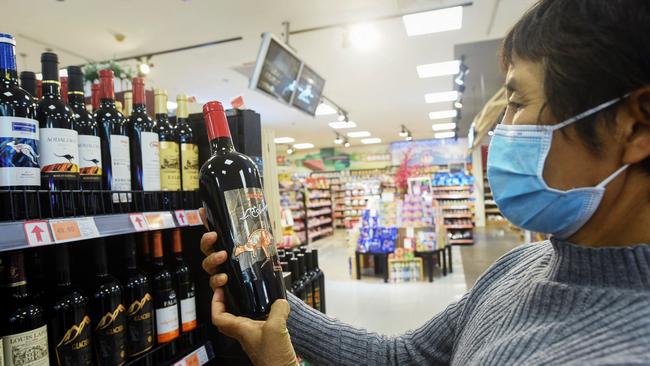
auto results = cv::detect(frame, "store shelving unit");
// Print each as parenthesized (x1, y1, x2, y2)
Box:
(305, 177, 334, 243)
(433, 185, 475, 245)
(483, 173, 507, 224)
(279, 182, 307, 248)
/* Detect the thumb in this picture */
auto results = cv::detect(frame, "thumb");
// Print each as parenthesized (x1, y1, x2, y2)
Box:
(265, 299, 290, 331)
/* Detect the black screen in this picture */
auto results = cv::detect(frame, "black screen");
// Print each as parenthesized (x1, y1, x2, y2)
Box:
(256, 39, 302, 104)
(291, 64, 325, 116)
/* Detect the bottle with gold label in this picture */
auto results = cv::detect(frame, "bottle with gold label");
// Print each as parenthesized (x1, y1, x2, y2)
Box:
(48, 245, 93, 366)
(155, 89, 181, 191)
(176, 94, 199, 191)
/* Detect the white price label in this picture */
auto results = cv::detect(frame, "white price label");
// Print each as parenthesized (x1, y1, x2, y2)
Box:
(173, 345, 210, 366)
(49, 217, 99, 243)
(145, 212, 176, 229)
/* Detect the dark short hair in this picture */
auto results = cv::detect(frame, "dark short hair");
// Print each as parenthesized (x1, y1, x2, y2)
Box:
(502, 0, 650, 172)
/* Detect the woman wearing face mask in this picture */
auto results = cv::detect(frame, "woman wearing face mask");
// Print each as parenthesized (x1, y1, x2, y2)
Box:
(200, 0, 650, 364)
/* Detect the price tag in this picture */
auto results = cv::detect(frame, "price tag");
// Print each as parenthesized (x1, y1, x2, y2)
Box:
(49, 217, 99, 243)
(24, 220, 54, 246)
(173, 345, 209, 366)
(185, 210, 202, 226)
(145, 212, 176, 230)
(129, 213, 148, 231)
(174, 210, 188, 226)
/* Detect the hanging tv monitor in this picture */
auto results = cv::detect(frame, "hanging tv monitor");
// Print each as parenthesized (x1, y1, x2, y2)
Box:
(249, 32, 302, 105)
(290, 63, 326, 116)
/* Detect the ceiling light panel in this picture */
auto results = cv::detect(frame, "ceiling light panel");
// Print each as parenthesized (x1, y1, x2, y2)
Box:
(434, 131, 456, 139)
(274, 137, 295, 144)
(416, 60, 460, 79)
(315, 103, 337, 116)
(429, 110, 458, 120)
(424, 91, 459, 104)
(329, 121, 357, 129)
(403, 6, 463, 36)
(293, 143, 315, 149)
(347, 131, 371, 138)
(361, 138, 382, 144)
(432, 122, 457, 131)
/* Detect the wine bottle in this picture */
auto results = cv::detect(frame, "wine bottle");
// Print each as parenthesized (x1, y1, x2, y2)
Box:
(36, 80, 42, 100)
(90, 83, 100, 113)
(129, 77, 160, 191)
(48, 245, 93, 366)
(60, 76, 68, 105)
(123, 92, 132, 119)
(89, 239, 127, 366)
(139, 231, 153, 274)
(121, 235, 154, 358)
(1, 251, 50, 366)
(94, 69, 131, 192)
(305, 251, 321, 311)
(0, 34, 40, 220)
(170, 229, 197, 336)
(289, 257, 304, 300)
(25, 249, 47, 302)
(155, 89, 180, 191)
(312, 249, 324, 312)
(199, 101, 286, 319)
(68, 66, 102, 191)
(176, 94, 198, 192)
(296, 253, 313, 307)
(150, 231, 180, 347)
(19, 71, 37, 100)
(36, 52, 79, 216)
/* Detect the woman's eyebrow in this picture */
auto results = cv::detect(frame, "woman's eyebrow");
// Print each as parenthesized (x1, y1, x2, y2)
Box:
(505, 78, 518, 93)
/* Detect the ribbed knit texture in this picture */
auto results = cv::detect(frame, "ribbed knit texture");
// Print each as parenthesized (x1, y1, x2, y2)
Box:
(287, 239, 650, 365)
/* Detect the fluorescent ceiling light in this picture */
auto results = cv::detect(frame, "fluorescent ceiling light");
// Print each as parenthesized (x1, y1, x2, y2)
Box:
(432, 122, 457, 131)
(348, 23, 380, 51)
(361, 138, 382, 144)
(416, 60, 460, 79)
(347, 131, 371, 138)
(294, 143, 315, 150)
(315, 103, 337, 116)
(429, 110, 458, 120)
(425, 91, 459, 104)
(274, 137, 295, 144)
(434, 131, 456, 139)
(167, 101, 178, 110)
(329, 121, 357, 129)
(402, 6, 463, 36)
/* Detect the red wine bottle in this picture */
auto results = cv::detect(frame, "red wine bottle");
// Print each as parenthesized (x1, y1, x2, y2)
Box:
(199, 101, 286, 319)
(89, 239, 127, 366)
(121, 235, 154, 358)
(47, 245, 93, 366)
(129, 77, 160, 191)
(19, 70, 37, 100)
(94, 69, 131, 192)
(155, 89, 180, 191)
(170, 229, 197, 336)
(1, 251, 50, 366)
(68, 66, 102, 191)
(150, 231, 180, 346)
(91, 83, 100, 113)
(176, 94, 199, 192)
(36, 52, 79, 216)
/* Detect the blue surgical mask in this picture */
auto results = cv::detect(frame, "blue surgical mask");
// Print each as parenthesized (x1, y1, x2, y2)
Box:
(487, 96, 630, 239)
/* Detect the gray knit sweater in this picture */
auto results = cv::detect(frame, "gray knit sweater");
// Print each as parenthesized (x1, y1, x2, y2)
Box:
(287, 239, 650, 365)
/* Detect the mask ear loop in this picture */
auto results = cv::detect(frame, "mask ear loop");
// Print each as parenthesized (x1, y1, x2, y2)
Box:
(596, 164, 630, 188)
(551, 94, 631, 131)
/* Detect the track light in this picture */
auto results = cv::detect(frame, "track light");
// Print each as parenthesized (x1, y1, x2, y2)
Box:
(399, 124, 408, 137)
(287, 146, 294, 155)
(343, 138, 350, 148)
(334, 133, 343, 144)
(405, 133, 413, 141)
(337, 113, 346, 122)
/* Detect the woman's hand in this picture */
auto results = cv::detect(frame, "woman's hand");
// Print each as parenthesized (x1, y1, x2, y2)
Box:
(199, 208, 298, 366)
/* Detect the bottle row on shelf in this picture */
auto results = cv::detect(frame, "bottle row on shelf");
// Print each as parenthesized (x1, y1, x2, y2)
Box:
(278, 248, 325, 313)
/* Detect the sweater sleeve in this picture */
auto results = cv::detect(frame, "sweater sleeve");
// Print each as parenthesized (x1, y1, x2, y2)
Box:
(286, 292, 469, 366)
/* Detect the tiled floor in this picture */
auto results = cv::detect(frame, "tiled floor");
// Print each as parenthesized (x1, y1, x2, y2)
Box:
(306, 226, 522, 336)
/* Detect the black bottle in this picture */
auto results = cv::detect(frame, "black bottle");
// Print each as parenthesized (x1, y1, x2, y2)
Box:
(0, 34, 40, 220)
(19, 70, 37, 100)
(150, 231, 180, 353)
(312, 249, 325, 313)
(155, 89, 180, 192)
(121, 235, 154, 359)
(36, 52, 80, 216)
(48, 245, 93, 366)
(170, 228, 197, 348)
(94, 69, 131, 192)
(296, 253, 313, 307)
(289, 257, 305, 301)
(199, 101, 286, 320)
(176, 93, 199, 193)
(1, 251, 49, 366)
(89, 239, 127, 366)
(305, 251, 321, 312)
(129, 77, 160, 192)
(25, 248, 47, 302)
(68, 66, 102, 191)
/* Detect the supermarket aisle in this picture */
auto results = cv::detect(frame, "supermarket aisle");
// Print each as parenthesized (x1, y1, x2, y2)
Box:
(307, 231, 467, 336)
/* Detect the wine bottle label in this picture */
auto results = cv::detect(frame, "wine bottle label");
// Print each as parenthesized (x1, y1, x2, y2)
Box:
(2, 324, 49, 366)
(180, 296, 197, 332)
(126, 293, 154, 356)
(313, 282, 321, 310)
(180, 143, 199, 191)
(0, 116, 40, 187)
(159, 141, 180, 191)
(39, 127, 79, 174)
(155, 305, 180, 343)
(110, 134, 131, 191)
(140, 131, 160, 191)
(78, 134, 102, 176)
(55, 315, 92, 366)
(94, 304, 127, 366)
(224, 187, 284, 281)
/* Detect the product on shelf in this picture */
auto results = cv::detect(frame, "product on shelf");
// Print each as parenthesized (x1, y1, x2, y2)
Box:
(19, 70, 38, 100)
(94, 69, 131, 192)
(122, 234, 155, 358)
(199, 101, 286, 319)
(129, 77, 161, 192)
(357, 210, 398, 253)
(150, 231, 180, 347)
(156, 89, 181, 192)
(2, 251, 49, 366)
(176, 94, 199, 192)
(170, 229, 198, 336)
(37, 52, 79, 216)
(123, 91, 133, 118)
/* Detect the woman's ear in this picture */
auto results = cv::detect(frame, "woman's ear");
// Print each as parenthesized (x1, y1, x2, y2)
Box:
(621, 88, 650, 165)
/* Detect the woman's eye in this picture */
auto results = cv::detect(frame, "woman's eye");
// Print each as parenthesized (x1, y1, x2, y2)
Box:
(507, 101, 523, 110)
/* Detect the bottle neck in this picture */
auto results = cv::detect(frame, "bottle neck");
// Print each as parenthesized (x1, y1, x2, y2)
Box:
(100, 77, 115, 101)
(100, 98, 116, 109)
(94, 242, 109, 276)
(68, 92, 86, 110)
(42, 80, 61, 98)
(55, 248, 72, 286)
(133, 103, 147, 114)
(4, 252, 28, 296)
(125, 236, 138, 270)
(210, 136, 235, 154)
(1, 69, 18, 85)
(0, 40, 17, 84)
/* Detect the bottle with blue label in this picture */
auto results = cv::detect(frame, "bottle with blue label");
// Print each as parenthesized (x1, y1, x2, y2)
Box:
(0, 33, 40, 220)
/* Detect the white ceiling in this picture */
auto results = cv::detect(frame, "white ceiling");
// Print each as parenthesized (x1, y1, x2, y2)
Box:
(4, 0, 536, 149)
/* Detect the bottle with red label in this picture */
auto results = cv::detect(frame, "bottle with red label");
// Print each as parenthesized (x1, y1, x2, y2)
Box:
(199, 101, 286, 319)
